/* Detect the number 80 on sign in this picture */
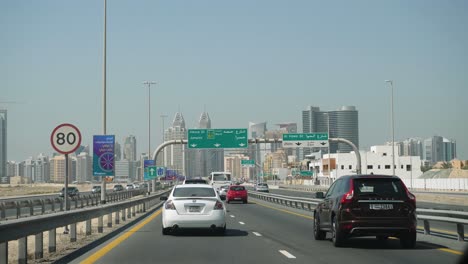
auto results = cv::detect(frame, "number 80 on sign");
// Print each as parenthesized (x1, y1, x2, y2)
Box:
(50, 123, 82, 154)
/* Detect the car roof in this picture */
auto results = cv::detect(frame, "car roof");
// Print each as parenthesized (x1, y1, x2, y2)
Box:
(175, 184, 213, 188)
(341, 174, 402, 180)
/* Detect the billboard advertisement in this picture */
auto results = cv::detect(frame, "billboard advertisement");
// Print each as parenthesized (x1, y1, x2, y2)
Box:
(93, 135, 115, 178)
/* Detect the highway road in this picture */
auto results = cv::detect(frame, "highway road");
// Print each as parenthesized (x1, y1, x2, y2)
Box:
(65, 197, 463, 264)
(258, 187, 468, 239)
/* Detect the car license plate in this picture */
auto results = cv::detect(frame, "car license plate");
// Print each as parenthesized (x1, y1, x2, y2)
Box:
(188, 206, 200, 212)
(370, 204, 393, 210)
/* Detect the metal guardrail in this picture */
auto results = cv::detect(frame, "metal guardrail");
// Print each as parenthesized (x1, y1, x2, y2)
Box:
(0, 187, 171, 264)
(0, 187, 166, 221)
(249, 190, 468, 242)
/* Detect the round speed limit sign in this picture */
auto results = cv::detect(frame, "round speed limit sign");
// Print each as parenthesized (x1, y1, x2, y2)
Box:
(50, 123, 82, 154)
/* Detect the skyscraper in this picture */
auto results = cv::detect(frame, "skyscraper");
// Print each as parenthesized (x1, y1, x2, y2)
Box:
(302, 106, 359, 157)
(76, 152, 92, 183)
(115, 142, 122, 161)
(123, 135, 137, 161)
(0, 110, 6, 182)
(35, 153, 50, 183)
(164, 112, 187, 176)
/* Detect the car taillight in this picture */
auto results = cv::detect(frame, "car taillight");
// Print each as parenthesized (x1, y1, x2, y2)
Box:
(214, 200, 223, 210)
(340, 179, 354, 204)
(165, 200, 176, 210)
(402, 182, 416, 208)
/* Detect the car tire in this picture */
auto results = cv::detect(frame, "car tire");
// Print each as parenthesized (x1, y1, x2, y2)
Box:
(218, 225, 226, 235)
(226, 200, 230, 204)
(162, 227, 170, 235)
(313, 213, 326, 240)
(376, 235, 388, 241)
(400, 231, 416, 249)
(243, 199, 247, 204)
(331, 216, 345, 247)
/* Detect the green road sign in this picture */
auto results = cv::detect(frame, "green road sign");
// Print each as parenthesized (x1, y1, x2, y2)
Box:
(282, 133, 329, 148)
(188, 129, 248, 149)
(241, 160, 255, 167)
(147, 166, 157, 178)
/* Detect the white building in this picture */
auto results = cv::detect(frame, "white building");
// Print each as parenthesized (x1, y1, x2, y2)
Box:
(310, 145, 422, 180)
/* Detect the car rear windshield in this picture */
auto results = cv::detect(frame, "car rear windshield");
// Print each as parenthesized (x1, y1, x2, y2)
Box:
(173, 187, 216, 197)
(353, 178, 406, 199)
(258, 184, 268, 187)
(185, 180, 207, 184)
(230, 186, 245, 191)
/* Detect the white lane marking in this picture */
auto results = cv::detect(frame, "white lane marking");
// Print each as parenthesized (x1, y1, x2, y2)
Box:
(230, 215, 235, 218)
(239, 222, 245, 225)
(252, 232, 262, 236)
(279, 250, 296, 259)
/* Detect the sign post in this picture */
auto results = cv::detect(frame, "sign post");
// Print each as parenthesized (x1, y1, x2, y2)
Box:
(282, 133, 329, 148)
(50, 124, 82, 219)
(188, 129, 248, 149)
(241, 160, 255, 167)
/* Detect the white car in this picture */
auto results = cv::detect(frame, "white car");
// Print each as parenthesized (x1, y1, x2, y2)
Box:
(255, 183, 269, 192)
(161, 184, 226, 235)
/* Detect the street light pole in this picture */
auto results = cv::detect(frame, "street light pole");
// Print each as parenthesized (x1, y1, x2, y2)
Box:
(101, 0, 107, 205)
(385, 80, 395, 175)
(144, 81, 156, 158)
(160, 114, 168, 166)
(144, 81, 156, 194)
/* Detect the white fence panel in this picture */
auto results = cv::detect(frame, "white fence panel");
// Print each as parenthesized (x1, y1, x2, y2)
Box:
(403, 178, 468, 191)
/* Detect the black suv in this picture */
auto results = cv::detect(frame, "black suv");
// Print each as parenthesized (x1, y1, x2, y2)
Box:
(313, 175, 417, 248)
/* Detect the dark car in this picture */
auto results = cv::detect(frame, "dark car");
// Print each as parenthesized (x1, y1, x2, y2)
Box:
(313, 175, 416, 248)
(59, 187, 79, 197)
(113, 184, 124, 192)
(183, 178, 207, 184)
(91, 185, 101, 194)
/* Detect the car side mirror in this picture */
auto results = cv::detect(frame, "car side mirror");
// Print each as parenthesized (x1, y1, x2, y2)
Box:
(160, 196, 168, 201)
(315, 192, 325, 199)
(220, 196, 226, 201)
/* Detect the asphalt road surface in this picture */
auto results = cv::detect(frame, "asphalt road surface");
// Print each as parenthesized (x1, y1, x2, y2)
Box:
(67, 197, 463, 264)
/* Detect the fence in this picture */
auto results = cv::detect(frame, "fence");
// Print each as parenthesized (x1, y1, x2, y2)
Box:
(272, 177, 468, 192)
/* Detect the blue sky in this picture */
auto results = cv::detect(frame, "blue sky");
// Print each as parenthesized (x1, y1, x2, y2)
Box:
(1, 0, 467, 161)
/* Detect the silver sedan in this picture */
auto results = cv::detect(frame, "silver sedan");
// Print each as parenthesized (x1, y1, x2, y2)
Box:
(161, 184, 226, 235)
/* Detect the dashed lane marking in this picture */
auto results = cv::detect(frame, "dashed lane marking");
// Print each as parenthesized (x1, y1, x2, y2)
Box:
(279, 250, 296, 259)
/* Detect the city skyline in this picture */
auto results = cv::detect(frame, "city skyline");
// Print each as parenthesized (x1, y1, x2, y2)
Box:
(2, 1, 466, 162)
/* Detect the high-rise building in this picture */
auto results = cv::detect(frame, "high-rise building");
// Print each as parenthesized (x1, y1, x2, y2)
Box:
(49, 155, 73, 183)
(224, 154, 251, 181)
(302, 106, 359, 157)
(35, 153, 50, 183)
(6, 161, 17, 177)
(164, 112, 187, 176)
(115, 142, 122, 161)
(398, 138, 424, 158)
(123, 135, 137, 161)
(115, 159, 132, 182)
(24, 157, 35, 182)
(423, 136, 456, 164)
(0, 110, 6, 181)
(76, 152, 92, 183)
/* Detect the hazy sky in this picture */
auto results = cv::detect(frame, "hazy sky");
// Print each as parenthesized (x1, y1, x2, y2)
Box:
(2, 0, 467, 161)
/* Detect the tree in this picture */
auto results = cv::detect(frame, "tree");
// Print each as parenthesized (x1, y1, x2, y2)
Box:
(421, 165, 431, 173)
(441, 162, 452, 169)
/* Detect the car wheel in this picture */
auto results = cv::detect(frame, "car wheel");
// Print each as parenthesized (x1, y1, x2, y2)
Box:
(243, 199, 247, 204)
(218, 225, 226, 235)
(162, 227, 170, 235)
(376, 235, 388, 241)
(331, 216, 345, 247)
(400, 231, 416, 249)
(226, 199, 230, 204)
(313, 213, 326, 240)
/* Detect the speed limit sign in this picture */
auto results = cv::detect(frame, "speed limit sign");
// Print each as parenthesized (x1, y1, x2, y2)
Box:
(50, 123, 82, 154)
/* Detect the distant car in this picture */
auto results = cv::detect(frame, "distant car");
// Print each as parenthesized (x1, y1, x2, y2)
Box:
(255, 183, 269, 192)
(113, 184, 124, 192)
(91, 186, 101, 194)
(226, 185, 248, 204)
(132, 183, 140, 189)
(126, 184, 134, 190)
(59, 187, 79, 197)
(218, 185, 230, 200)
(183, 178, 208, 184)
(313, 174, 417, 248)
(160, 184, 226, 235)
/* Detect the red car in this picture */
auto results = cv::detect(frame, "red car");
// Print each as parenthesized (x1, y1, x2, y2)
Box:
(226, 185, 248, 204)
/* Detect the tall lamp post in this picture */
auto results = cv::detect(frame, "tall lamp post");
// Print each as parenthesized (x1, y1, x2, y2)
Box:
(160, 114, 168, 166)
(101, 0, 107, 205)
(144, 81, 156, 194)
(385, 80, 395, 175)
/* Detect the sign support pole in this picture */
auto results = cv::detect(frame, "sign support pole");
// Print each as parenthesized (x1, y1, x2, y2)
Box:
(64, 154, 69, 212)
